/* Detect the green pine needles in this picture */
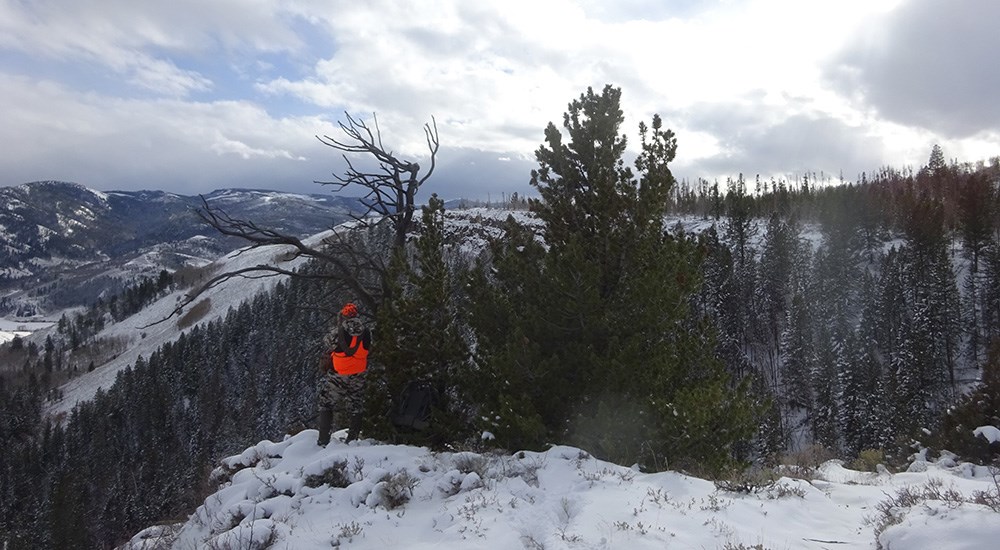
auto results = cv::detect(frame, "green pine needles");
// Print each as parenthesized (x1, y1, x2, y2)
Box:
(468, 85, 759, 473)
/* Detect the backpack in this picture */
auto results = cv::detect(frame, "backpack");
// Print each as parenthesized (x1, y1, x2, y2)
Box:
(392, 380, 434, 431)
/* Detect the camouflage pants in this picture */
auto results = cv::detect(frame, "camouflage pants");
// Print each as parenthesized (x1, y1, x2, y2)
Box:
(318, 370, 366, 421)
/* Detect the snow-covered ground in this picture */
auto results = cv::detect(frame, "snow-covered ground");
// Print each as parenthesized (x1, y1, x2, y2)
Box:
(0, 318, 53, 344)
(123, 430, 1000, 550)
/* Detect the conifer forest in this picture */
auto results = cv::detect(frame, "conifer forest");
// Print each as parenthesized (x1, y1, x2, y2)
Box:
(2, 86, 1000, 548)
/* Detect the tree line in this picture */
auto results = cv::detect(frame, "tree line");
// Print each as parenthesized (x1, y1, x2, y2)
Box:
(671, 147, 1000, 462)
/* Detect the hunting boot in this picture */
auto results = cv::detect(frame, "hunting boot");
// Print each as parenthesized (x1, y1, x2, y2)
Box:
(345, 413, 363, 443)
(317, 409, 333, 446)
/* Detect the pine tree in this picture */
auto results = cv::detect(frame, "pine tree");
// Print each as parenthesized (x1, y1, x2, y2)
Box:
(466, 216, 550, 450)
(840, 272, 891, 453)
(811, 322, 842, 450)
(373, 195, 471, 446)
(901, 195, 961, 409)
(781, 290, 815, 415)
(756, 213, 799, 390)
(474, 85, 757, 472)
(957, 173, 995, 365)
(722, 175, 759, 380)
(697, 225, 744, 379)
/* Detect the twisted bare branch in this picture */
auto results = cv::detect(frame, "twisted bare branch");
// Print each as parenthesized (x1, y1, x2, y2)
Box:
(315, 113, 439, 249)
(145, 112, 438, 328)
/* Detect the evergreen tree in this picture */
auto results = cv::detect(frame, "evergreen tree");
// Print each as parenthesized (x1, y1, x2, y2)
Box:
(373, 195, 472, 447)
(811, 322, 842, 450)
(781, 290, 815, 415)
(467, 216, 550, 450)
(721, 175, 759, 380)
(901, 195, 961, 407)
(957, 173, 995, 365)
(474, 85, 757, 472)
(840, 272, 891, 454)
(698, 225, 744, 379)
(934, 339, 1000, 463)
(755, 212, 799, 390)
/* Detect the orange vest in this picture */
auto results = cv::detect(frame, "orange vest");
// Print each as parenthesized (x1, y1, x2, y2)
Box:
(331, 335, 369, 375)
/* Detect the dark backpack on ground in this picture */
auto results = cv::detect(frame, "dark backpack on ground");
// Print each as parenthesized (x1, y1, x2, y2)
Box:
(392, 380, 434, 431)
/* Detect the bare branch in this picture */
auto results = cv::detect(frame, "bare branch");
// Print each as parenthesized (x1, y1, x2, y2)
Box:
(150, 112, 439, 327)
(168, 193, 397, 318)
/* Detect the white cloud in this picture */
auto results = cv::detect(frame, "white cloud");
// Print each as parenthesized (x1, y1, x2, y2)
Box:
(0, 0, 304, 96)
(1, 0, 997, 198)
(127, 55, 214, 96)
(259, 0, 917, 173)
(210, 131, 307, 161)
(827, 0, 1000, 139)
(0, 73, 331, 193)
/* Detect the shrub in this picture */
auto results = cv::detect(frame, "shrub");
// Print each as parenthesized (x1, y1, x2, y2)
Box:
(971, 467, 1000, 512)
(764, 482, 807, 499)
(376, 469, 419, 509)
(776, 444, 837, 480)
(453, 453, 488, 478)
(304, 460, 351, 489)
(177, 298, 211, 330)
(850, 449, 886, 472)
(714, 466, 778, 494)
(871, 478, 988, 547)
(332, 522, 364, 546)
(723, 543, 773, 550)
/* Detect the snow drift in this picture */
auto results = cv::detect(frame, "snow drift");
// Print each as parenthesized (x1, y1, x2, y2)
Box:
(123, 430, 1000, 550)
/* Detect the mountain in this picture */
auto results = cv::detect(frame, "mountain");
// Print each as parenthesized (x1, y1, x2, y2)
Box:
(0, 181, 361, 315)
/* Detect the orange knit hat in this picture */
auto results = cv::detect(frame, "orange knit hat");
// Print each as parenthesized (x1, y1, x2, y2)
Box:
(341, 302, 359, 318)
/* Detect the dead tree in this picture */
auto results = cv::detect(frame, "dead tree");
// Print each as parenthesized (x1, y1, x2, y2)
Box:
(316, 112, 439, 251)
(151, 113, 439, 326)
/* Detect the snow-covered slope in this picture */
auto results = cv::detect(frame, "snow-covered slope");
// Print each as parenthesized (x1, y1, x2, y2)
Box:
(45, 208, 535, 419)
(123, 431, 1000, 549)
(47, 230, 333, 418)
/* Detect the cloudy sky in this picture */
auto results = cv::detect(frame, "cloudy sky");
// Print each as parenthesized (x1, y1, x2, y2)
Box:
(2, 0, 998, 200)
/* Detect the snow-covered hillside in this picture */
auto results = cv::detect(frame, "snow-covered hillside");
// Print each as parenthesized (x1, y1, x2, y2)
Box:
(47, 230, 333, 418)
(44, 207, 530, 418)
(123, 430, 1000, 550)
(45, 207, 535, 418)
(0, 318, 51, 344)
(40, 206, 997, 549)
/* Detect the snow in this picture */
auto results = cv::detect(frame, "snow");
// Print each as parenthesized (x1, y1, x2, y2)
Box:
(28, 205, 996, 549)
(879, 501, 998, 550)
(0, 318, 54, 332)
(122, 432, 1000, 550)
(205, 189, 321, 203)
(0, 318, 54, 343)
(974, 426, 1000, 444)
(0, 330, 31, 344)
(45, 229, 334, 418)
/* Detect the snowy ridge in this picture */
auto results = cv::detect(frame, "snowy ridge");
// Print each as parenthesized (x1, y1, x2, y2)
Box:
(47, 229, 333, 418)
(124, 431, 1000, 549)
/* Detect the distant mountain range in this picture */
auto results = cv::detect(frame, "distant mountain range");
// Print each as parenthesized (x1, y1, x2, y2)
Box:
(0, 181, 362, 316)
